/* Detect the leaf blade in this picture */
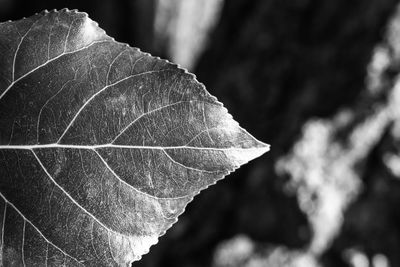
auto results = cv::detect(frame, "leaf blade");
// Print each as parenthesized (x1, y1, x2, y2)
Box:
(0, 9, 269, 266)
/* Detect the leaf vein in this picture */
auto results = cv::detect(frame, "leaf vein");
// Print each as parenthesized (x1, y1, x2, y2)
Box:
(111, 100, 189, 143)
(0, 192, 84, 266)
(22, 220, 26, 267)
(1, 202, 6, 264)
(0, 144, 267, 152)
(92, 149, 188, 200)
(0, 40, 110, 100)
(12, 18, 39, 82)
(162, 149, 218, 174)
(58, 69, 173, 143)
(30, 150, 130, 241)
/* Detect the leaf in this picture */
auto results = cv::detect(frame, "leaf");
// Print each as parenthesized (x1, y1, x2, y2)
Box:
(0, 9, 269, 266)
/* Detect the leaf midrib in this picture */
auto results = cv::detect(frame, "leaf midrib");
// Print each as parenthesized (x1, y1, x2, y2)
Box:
(0, 144, 263, 151)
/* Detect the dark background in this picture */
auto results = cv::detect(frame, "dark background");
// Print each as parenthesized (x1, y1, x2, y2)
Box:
(2, 0, 400, 266)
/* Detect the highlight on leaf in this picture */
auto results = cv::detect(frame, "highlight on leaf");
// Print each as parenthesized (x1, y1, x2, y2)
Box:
(0, 9, 269, 266)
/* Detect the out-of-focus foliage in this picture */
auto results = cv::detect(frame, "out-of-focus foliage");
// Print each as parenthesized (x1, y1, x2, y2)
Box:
(154, 0, 224, 70)
(210, 4, 400, 265)
(212, 236, 320, 267)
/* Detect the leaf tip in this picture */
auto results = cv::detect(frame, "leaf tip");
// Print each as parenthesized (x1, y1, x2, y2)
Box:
(257, 141, 271, 154)
(249, 141, 270, 161)
(228, 140, 270, 169)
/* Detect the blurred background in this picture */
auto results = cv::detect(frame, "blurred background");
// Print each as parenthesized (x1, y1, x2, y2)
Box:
(2, 0, 400, 266)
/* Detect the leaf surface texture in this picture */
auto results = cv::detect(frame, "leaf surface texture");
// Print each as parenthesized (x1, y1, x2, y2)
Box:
(0, 9, 269, 266)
